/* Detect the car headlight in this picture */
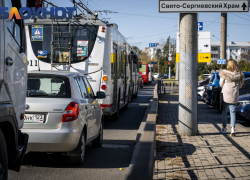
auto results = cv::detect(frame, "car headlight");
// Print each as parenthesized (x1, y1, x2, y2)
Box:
(237, 101, 250, 106)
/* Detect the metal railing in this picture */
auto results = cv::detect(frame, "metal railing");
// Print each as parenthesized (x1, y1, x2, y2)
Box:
(127, 84, 158, 180)
(157, 79, 179, 94)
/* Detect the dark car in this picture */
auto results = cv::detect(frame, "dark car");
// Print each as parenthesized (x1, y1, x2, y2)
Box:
(210, 72, 250, 111)
(163, 74, 168, 79)
(231, 94, 250, 121)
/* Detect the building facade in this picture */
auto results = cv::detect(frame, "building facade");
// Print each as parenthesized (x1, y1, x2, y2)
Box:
(211, 41, 250, 62)
(144, 44, 165, 60)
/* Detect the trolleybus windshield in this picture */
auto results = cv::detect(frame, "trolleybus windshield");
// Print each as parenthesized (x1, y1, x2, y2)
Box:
(139, 64, 147, 75)
(28, 24, 98, 64)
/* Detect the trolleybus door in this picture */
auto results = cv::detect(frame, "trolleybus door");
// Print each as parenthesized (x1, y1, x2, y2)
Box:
(123, 51, 127, 105)
(112, 44, 118, 112)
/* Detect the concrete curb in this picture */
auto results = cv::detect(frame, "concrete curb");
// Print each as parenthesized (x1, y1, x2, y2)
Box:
(127, 84, 158, 180)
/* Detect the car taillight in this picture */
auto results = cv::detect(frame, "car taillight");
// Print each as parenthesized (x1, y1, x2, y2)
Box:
(62, 102, 79, 123)
(101, 84, 107, 90)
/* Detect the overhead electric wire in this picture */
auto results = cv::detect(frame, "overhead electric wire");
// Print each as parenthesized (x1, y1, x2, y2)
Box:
(111, 11, 177, 20)
(110, 3, 157, 11)
(86, 0, 112, 20)
(132, 30, 177, 40)
(231, 13, 250, 22)
(240, 13, 250, 18)
(204, 16, 220, 28)
(130, 25, 178, 37)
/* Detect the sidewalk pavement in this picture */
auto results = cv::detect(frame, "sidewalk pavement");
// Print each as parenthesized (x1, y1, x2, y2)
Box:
(154, 93, 250, 180)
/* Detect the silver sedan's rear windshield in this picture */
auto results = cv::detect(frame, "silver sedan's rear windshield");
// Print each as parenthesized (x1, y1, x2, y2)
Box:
(27, 74, 71, 98)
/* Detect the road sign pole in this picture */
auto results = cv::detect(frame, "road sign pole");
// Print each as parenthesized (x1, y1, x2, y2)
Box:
(178, 13, 198, 136)
(220, 13, 227, 60)
(169, 38, 171, 79)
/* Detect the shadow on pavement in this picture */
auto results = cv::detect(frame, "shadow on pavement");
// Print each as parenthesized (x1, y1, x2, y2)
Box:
(22, 139, 135, 169)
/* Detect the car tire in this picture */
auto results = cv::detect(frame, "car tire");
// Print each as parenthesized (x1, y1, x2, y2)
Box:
(0, 129, 8, 180)
(149, 81, 151, 84)
(70, 131, 86, 166)
(92, 116, 104, 147)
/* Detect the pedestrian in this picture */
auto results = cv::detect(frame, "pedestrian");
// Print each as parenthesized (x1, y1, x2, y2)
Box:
(219, 59, 244, 136)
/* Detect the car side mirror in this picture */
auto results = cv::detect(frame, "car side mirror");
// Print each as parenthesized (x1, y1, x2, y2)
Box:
(96, 91, 105, 99)
(139, 62, 142, 68)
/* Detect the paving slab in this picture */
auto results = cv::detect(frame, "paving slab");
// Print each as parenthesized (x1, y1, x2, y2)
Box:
(154, 93, 250, 180)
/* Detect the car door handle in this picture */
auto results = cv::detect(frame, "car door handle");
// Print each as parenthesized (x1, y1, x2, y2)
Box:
(6, 57, 13, 67)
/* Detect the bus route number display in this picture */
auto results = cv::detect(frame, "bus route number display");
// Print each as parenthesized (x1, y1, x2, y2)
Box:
(77, 40, 89, 57)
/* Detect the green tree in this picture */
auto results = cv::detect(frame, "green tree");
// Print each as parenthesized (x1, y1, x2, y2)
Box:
(155, 36, 176, 75)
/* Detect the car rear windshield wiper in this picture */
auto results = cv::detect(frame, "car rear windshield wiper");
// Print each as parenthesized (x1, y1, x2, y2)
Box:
(28, 92, 48, 97)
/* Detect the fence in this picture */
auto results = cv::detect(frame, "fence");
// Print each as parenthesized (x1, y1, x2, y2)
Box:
(157, 79, 179, 94)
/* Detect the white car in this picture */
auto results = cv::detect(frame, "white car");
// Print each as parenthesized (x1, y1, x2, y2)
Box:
(198, 86, 206, 101)
(22, 71, 105, 165)
(153, 73, 160, 79)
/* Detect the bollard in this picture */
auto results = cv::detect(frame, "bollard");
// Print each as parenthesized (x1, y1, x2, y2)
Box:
(157, 80, 159, 94)
(164, 81, 166, 94)
(171, 81, 173, 94)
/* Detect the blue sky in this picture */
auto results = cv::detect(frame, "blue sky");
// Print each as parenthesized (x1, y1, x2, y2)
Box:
(22, 0, 250, 50)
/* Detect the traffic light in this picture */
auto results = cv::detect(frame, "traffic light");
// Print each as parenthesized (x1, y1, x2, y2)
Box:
(168, 61, 170, 65)
(27, 0, 43, 11)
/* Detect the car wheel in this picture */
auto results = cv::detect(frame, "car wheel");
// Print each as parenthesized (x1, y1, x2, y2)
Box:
(70, 132, 86, 166)
(92, 117, 104, 147)
(0, 129, 8, 180)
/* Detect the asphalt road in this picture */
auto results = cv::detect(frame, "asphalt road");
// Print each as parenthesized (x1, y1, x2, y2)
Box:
(9, 82, 155, 180)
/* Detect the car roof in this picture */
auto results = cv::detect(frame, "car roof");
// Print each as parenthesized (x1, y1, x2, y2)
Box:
(28, 70, 84, 77)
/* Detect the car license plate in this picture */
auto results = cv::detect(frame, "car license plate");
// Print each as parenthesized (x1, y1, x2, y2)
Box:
(24, 114, 45, 123)
(98, 99, 104, 104)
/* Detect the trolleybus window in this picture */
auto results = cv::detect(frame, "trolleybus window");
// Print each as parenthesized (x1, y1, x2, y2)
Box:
(28, 24, 98, 64)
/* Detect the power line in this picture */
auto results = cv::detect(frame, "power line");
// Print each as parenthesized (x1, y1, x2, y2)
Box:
(112, 11, 177, 20)
(231, 13, 250, 22)
(110, 3, 156, 11)
(132, 30, 177, 40)
(204, 16, 220, 28)
(130, 25, 178, 37)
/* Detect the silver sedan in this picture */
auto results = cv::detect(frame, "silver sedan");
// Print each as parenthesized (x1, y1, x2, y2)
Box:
(22, 70, 105, 165)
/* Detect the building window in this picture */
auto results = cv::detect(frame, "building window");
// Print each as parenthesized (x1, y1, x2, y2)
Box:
(230, 49, 232, 52)
(236, 56, 238, 59)
(236, 49, 238, 53)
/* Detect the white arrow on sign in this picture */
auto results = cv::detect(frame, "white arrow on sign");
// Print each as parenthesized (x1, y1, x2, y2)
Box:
(198, 23, 202, 29)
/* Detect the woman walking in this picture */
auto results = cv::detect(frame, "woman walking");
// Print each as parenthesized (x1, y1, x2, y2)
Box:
(219, 59, 244, 136)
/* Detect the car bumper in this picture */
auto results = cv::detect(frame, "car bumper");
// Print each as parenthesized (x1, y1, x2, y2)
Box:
(22, 127, 80, 152)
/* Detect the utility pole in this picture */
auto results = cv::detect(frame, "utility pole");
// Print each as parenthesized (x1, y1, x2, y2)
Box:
(220, 13, 227, 60)
(178, 13, 198, 136)
(169, 37, 171, 79)
(175, 15, 180, 81)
